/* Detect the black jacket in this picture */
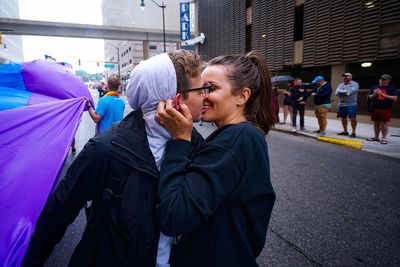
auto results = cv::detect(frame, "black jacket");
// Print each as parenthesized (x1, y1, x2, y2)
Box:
(289, 85, 308, 106)
(157, 122, 276, 267)
(308, 82, 332, 107)
(22, 110, 203, 267)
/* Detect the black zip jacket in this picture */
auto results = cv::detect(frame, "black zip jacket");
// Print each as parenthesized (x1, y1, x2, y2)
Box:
(307, 82, 332, 107)
(157, 122, 276, 267)
(289, 86, 308, 106)
(22, 109, 203, 267)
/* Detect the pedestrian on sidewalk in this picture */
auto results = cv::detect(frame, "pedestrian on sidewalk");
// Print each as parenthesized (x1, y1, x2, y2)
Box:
(97, 81, 106, 98)
(272, 83, 280, 123)
(366, 74, 398, 144)
(290, 78, 308, 131)
(308, 76, 332, 136)
(335, 72, 359, 138)
(280, 82, 293, 124)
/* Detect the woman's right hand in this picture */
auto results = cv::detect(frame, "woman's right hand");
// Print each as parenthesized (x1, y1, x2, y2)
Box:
(156, 100, 193, 141)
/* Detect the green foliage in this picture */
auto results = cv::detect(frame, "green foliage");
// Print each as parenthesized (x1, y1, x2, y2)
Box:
(75, 70, 104, 82)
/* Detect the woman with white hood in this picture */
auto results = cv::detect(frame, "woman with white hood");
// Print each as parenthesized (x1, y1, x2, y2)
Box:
(22, 50, 207, 267)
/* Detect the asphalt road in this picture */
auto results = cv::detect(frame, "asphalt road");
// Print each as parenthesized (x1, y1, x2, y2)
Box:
(260, 130, 400, 266)
(43, 96, 400, 266)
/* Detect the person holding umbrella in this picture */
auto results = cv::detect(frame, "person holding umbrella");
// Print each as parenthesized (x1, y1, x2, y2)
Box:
(272, 76, 295, 125)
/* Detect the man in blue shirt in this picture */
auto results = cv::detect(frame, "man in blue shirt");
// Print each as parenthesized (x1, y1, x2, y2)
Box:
(86, 76, 125, 134)
(308, 76, 332, 136)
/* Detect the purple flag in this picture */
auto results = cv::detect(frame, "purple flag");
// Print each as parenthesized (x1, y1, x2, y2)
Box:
(0, 98, 85, 266)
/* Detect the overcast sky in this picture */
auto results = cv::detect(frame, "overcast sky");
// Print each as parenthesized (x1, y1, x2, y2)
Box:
(19, 0, 105, 74)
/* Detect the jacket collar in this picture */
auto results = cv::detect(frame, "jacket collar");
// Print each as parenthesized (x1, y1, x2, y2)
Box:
(110, 109, 158, 177)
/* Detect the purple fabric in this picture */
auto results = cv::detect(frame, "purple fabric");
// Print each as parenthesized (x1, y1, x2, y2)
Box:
(27, 92, 60, 106)
(0, 98, 85, 266)
(21, 60, 94, 109)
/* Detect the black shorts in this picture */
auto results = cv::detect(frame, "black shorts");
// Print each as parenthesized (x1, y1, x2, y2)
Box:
(283, 99, 292, 106)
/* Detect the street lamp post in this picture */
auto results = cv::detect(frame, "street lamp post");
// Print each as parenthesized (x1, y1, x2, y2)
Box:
(140, 0, 166, 53)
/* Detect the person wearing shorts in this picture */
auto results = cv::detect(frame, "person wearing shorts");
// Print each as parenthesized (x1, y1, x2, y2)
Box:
(309, 76, 332, 136)
(366, 74, 398, 144)
(280, 84, 293, 124)
(335, 73, 359, 138)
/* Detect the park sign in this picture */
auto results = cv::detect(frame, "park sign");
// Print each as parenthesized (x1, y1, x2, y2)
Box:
(180, 3, 190, 41)
(104, 63, 115, 68)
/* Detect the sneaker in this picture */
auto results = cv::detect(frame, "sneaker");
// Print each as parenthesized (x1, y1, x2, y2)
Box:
(337, 132, 349, 136)
(313, 130, 320, 134)
(350, 133, 356, 138)
(300, 127, 306, 131)
(292, 127, 297, 132)
(318, 132, 326, 137)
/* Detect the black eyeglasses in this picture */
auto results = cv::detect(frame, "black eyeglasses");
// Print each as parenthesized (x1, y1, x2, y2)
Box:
(185, 82, 212, 96)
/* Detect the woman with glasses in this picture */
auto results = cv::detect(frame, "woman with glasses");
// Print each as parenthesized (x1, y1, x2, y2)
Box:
(156, 51, 276, 266)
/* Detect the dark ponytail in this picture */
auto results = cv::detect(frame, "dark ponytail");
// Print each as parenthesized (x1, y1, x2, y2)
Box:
(208, 51, 275, 134)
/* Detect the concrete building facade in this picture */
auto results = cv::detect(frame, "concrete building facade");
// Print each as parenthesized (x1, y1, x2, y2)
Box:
(0, 0, 24, 63)
(102, 0, 182, 78)
(198, 0, 400, 115)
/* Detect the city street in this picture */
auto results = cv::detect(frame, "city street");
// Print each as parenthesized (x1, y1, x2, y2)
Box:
(42, 91, 400, 266)
(2, 1, 399, 266)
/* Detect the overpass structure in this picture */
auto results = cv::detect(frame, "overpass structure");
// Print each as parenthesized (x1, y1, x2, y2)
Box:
(0, 17, 180, 42)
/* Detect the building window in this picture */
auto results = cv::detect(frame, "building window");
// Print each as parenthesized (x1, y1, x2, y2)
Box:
(129, 47, 131, 51)
(380, 22, 400, 49)
(293, 4, 304, 41)
(149, 45, 157, 50)
(246, 7, 252, 25)
(246, 0, 251, 8)
(246, 24, 252, 52)
(129, 59, 132, 64)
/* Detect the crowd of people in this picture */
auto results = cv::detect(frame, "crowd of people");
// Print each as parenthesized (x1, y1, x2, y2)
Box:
(274, 73, 398, 142)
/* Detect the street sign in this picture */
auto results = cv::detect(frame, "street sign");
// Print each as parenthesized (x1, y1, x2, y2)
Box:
(180, 3, 190, 41)
(104, 63, 115, 68)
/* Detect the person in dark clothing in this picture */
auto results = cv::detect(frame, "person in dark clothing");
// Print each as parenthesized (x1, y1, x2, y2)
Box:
(307, 76, 332, 136)
(97, 81, 106, 98)
(280, 82, 293, 124)
(366, 74, 398, 144)
(22, 50, 205, 267)
(272, 84, 280, 123)
(290, 78, 308, 132)
(155, 51, 276, 267)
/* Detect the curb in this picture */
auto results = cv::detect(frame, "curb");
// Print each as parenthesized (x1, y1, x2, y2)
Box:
(272, 127, 364, 150)
(272, 127, 316, 139)
(317, 136, 364, 150)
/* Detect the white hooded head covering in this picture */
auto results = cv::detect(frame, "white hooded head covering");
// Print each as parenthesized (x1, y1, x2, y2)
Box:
(126, 53, 176, 267)
(126, 53, 176, 169)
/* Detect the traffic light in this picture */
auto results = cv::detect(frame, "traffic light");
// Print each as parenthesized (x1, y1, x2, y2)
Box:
(78, 58, 81, 66)
(97, 61, 100, 67)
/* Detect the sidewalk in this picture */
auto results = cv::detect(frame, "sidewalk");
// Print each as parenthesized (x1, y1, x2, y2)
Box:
(273, 110, 400, 160)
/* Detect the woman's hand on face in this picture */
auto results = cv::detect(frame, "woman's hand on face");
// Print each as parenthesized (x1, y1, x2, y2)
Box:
(156, 100, 193, 141)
